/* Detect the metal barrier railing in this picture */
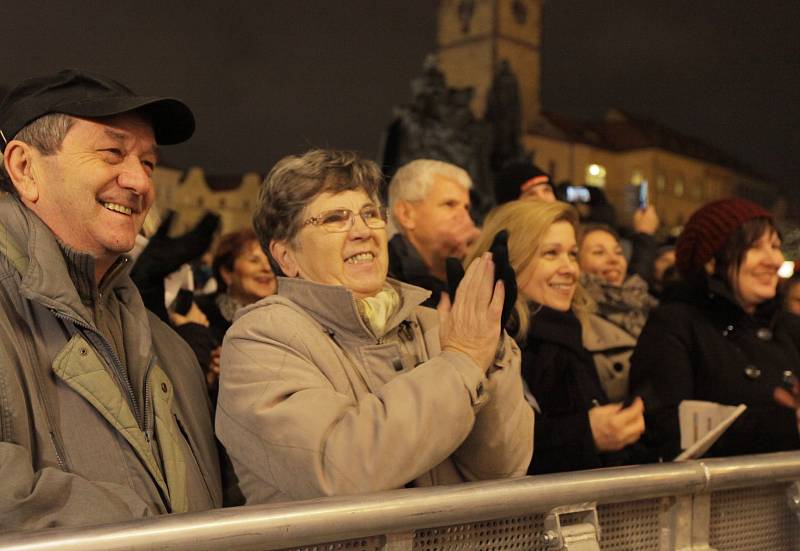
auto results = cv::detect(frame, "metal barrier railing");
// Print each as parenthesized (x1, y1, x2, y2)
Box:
(1, 451, 799, 550)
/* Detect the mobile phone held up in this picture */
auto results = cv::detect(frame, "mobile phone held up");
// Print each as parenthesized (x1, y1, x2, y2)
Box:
(638, 181, 649, 210)
(566, 185, 591, 203)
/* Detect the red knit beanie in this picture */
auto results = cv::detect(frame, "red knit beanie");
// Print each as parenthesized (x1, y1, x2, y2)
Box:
(675, 198, 772, 279)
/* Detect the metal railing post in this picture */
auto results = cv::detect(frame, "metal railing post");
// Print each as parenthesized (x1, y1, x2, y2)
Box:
(660, 494, 694, 551)
(690, 493, 716, 551)
(383, 531, 414, 550)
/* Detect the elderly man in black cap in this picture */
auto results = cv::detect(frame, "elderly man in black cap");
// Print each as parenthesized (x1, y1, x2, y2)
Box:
(0, 69, 222, 530)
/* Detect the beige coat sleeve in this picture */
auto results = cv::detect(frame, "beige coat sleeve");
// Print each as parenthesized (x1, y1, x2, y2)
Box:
(216, 304, 489, 502)
(452, 333, 534, 479)
(0, 442, 154, 531)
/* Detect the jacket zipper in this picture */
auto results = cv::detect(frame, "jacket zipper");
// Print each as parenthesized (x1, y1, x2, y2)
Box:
(49, 431, 68, 471)
(50, 309, 142, 426)
(142, 357, 155, 443)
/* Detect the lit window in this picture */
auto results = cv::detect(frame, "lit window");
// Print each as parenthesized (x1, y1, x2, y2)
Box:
(692, 181, 703, 200)
(585, 164, 607, 187)
(674, 178, 685, 197)
(656, 174, 666, 192)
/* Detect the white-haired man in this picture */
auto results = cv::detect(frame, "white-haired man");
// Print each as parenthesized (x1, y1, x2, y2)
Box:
(0, 69, 222, 530)
(388, 159, 480, 307)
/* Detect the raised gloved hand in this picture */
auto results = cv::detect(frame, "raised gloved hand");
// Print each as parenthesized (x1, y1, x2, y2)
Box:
(489, 230, 518, 331)
(130, 210, 220, 321)
(131, 211, 220, 287)
(446, 229, 517, 333)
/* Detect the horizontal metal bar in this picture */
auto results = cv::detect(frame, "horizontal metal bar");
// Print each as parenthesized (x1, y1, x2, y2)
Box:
(702, 451, 800, 491)
(1, 451, 799, 551)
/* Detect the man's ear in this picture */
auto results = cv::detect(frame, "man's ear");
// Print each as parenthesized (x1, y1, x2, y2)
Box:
(393, 200, 417, 231)
(3, 140, 41, 203)
(270, 239, 299, 277)
(704, 258, 716, 275)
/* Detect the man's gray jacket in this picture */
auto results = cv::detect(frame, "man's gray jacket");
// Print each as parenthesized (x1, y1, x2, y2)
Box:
(0, 195, 222, 531)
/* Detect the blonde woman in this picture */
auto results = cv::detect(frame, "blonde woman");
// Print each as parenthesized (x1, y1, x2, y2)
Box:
(466, 200, 645, 474)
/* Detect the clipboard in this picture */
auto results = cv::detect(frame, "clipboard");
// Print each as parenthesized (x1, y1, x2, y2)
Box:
(674, 401, 747, 461)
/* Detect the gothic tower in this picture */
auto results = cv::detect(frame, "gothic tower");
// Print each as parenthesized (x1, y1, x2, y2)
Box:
(436, 0, 542, 130)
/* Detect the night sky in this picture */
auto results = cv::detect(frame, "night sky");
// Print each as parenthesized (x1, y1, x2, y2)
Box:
(1, 1, 798, 192)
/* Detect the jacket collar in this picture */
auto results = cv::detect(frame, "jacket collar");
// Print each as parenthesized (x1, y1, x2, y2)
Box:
(262, 276, 432, 340)
(0, 194, 135, 328)
(388, 234, 433, 282)
(527, 306, 584, 350)
(670, 275, 780, 327)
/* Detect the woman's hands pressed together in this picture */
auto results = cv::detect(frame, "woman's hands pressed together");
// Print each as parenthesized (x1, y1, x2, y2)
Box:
(438, 252, 505, 373)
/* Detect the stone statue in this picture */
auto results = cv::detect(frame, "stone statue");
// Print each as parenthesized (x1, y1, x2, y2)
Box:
(380, 56, 494, 216)
(485, 59, 526, 174)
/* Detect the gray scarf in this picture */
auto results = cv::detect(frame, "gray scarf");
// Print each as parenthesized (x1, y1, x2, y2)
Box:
(581, 273, 658, 337)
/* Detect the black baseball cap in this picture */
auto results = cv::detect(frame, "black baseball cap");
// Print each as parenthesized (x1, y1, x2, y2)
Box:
(0, 69, 195, 151)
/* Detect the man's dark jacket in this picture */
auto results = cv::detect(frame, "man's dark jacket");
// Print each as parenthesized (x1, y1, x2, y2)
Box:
(388, 234, 444, 308)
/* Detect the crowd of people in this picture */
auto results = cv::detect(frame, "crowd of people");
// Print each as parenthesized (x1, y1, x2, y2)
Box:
(1, 68, 799, 532)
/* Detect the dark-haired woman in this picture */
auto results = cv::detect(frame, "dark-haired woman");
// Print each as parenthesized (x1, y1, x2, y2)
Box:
(630, 198, 800, 461)
(196, 228, 277, 397)
(578, 225, 657, 401)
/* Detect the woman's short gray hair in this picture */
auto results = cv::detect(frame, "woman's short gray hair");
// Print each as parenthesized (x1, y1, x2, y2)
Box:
(253, 149, 384, 253)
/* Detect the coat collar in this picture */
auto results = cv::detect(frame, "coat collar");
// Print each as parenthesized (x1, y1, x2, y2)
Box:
(527, 306, 584, 350)
(388, 234, 432, 282)
(257, 276, 432, 340)
(704, 276, 779, 321)
(668, 276, 780, 327)
(582, 312, 637, 351)
(0, 194, 135, 328)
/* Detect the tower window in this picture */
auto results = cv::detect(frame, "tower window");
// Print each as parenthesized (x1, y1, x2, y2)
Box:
(674, 178, 685, 198)
(656, 173, 667, 192)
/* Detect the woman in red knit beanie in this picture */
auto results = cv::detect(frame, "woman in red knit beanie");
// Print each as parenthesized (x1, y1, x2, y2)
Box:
(629, 197, 800, 462)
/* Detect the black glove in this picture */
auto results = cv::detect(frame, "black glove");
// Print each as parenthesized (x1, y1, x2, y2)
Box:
(488, 230, 518, 331)
(445, 257, 465, 305)
(445, 230, 517, 333)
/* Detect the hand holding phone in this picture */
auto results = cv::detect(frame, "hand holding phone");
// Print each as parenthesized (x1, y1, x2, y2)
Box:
(638, 181, 649, 210)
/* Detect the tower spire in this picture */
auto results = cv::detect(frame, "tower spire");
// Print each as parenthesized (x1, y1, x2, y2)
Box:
(436, 0, 543, 130)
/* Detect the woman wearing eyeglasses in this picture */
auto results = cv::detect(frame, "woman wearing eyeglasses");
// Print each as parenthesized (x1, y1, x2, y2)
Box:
(215, 149, 532, 504)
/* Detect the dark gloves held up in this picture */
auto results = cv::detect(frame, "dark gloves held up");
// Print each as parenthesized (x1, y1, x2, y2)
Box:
(446, 229, 518, 333)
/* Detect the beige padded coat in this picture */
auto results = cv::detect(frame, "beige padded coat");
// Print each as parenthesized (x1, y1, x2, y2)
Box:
(216, 277, 533, 503)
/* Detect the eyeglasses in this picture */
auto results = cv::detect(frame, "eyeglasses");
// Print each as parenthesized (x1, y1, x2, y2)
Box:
(302, 205, 388, 233)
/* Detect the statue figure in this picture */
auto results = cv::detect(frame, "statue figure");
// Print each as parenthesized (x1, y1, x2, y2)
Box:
(485, 59, 525, 173)
(380, 56, 494, 216)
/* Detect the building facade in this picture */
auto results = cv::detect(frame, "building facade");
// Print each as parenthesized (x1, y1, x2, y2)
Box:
(436, 0, 778, 229)
(151, 166, 261, 237)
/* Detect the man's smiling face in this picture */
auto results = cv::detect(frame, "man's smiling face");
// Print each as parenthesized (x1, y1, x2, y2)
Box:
(26, 112, 157, 274)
